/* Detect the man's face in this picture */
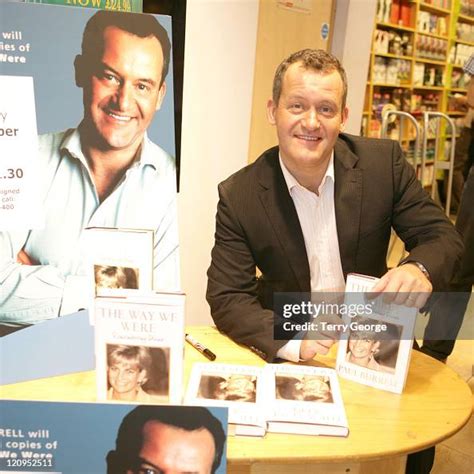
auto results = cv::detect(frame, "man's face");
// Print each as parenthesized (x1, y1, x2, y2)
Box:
(127, 421, 216, 474)
(267, 63, 348, 177)
(78, 26, 166, 153)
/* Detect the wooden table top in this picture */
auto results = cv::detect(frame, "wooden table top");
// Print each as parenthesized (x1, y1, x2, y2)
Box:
(1, 326, 472, 465)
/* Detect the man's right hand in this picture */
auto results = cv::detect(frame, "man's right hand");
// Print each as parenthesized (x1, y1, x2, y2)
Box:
(300, 338, 336, 360)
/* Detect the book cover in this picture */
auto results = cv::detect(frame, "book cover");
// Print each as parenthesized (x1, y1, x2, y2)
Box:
(95, 292, 185, 405)
(266, 364, 349, 437)
(0, 400, 228, 474)
(185, 363, 267, 437)
(83, 226, 154, 295)
(336, 273, 417, 394)
(185, 363, 349, 437)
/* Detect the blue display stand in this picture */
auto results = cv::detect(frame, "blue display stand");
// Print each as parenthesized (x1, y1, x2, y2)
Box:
(0, 310, 95, 385)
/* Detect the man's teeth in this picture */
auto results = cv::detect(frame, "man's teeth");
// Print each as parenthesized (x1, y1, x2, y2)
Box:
(108, 112, 131, 122)
(299, 135, 320, 141)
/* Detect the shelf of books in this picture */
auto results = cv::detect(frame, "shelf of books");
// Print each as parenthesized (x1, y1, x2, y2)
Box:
(363, 0, 473, 184)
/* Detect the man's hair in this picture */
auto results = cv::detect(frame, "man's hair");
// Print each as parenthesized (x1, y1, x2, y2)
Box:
(106, 405, 226, 474)
(81, 11, 171, 85)
(272, 49, 348, 110)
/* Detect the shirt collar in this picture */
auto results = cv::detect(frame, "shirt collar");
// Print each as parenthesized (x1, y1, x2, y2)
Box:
(59, 128, 158, 170)
(279, 151, 335, 194)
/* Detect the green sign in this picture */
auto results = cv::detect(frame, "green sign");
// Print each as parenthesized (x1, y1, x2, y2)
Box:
(23, 0, 142, 13)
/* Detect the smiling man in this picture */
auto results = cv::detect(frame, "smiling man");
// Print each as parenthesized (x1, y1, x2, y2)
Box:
(207, 51, 462, 473)
(206, 49, 462, 364)
(0, 11, 179, 329)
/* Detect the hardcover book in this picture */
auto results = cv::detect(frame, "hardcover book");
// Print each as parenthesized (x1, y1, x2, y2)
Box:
(185, 363, 349, 437)
(336, 273, 417, 394)
(95, 292, 185, 405)
(0, 400, 228, 474)
(83, 226, 154, 294)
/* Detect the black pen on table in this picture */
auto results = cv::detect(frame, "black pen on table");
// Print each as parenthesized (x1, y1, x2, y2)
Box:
(185, 333, 217, 361)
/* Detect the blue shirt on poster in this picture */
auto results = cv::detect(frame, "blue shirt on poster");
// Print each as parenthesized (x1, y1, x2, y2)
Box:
(0, 128, 180, 325)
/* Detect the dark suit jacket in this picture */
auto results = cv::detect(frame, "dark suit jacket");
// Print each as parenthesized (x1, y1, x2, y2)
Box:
(206, 133, 463, 360)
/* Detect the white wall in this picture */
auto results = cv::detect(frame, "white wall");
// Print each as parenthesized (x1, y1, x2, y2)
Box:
(178, 0, 259, 325)
(331, 0, 376, 135)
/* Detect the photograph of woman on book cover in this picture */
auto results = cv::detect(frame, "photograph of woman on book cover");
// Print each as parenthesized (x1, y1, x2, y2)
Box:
(94, 265, 139, 290)
(346, 318, 401, 373)
(275, 375, 333, 403)
(106, 344, 169, 403)
(197, 374, 257, 403)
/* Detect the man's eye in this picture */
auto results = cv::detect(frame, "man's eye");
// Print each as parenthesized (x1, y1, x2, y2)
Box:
(103, 73, 119, 83)
(318, 105, 335, 116)
(289, 103, 302, 111)
(137, 83, 150, 92)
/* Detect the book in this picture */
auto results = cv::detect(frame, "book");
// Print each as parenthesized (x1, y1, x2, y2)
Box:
(0, 400, 228, 474)
(94, 292, 185, 405)
(336, 273, 417, 394)
(82, 226, 154, 295)
(185, 363, 349, 437)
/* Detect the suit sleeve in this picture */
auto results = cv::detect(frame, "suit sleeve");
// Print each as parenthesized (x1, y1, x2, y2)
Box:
(390, 141, 464, 290)
(206, 182, 286, 361)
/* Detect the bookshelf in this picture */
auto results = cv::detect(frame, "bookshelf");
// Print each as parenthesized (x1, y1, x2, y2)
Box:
(362, 0, 473, 142)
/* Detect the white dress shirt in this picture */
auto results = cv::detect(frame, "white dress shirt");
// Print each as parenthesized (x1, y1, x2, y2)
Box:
(276, 154, 345, 361)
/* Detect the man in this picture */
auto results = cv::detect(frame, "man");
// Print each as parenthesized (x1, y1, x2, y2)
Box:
(0, 11, 179, 328)
(106, 405, 226, 474)
(206, 49, 463, 364)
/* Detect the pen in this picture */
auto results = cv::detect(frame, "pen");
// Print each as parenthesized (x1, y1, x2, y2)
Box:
(185, 333, 217, 361)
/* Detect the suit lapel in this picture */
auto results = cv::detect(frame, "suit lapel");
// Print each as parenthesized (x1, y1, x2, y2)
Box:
(334, 138, 362, 277)
(257, 150, 311, 292)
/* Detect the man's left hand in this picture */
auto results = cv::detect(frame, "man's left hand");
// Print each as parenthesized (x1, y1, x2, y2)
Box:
(370, 264, 432, 309)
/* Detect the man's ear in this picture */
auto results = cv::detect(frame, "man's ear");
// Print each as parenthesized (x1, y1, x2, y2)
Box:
(266, 98, 277, 125)
(74, 55, 86, 88)
(340, 106, 349, 132)
(155, 81, 167, 111)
